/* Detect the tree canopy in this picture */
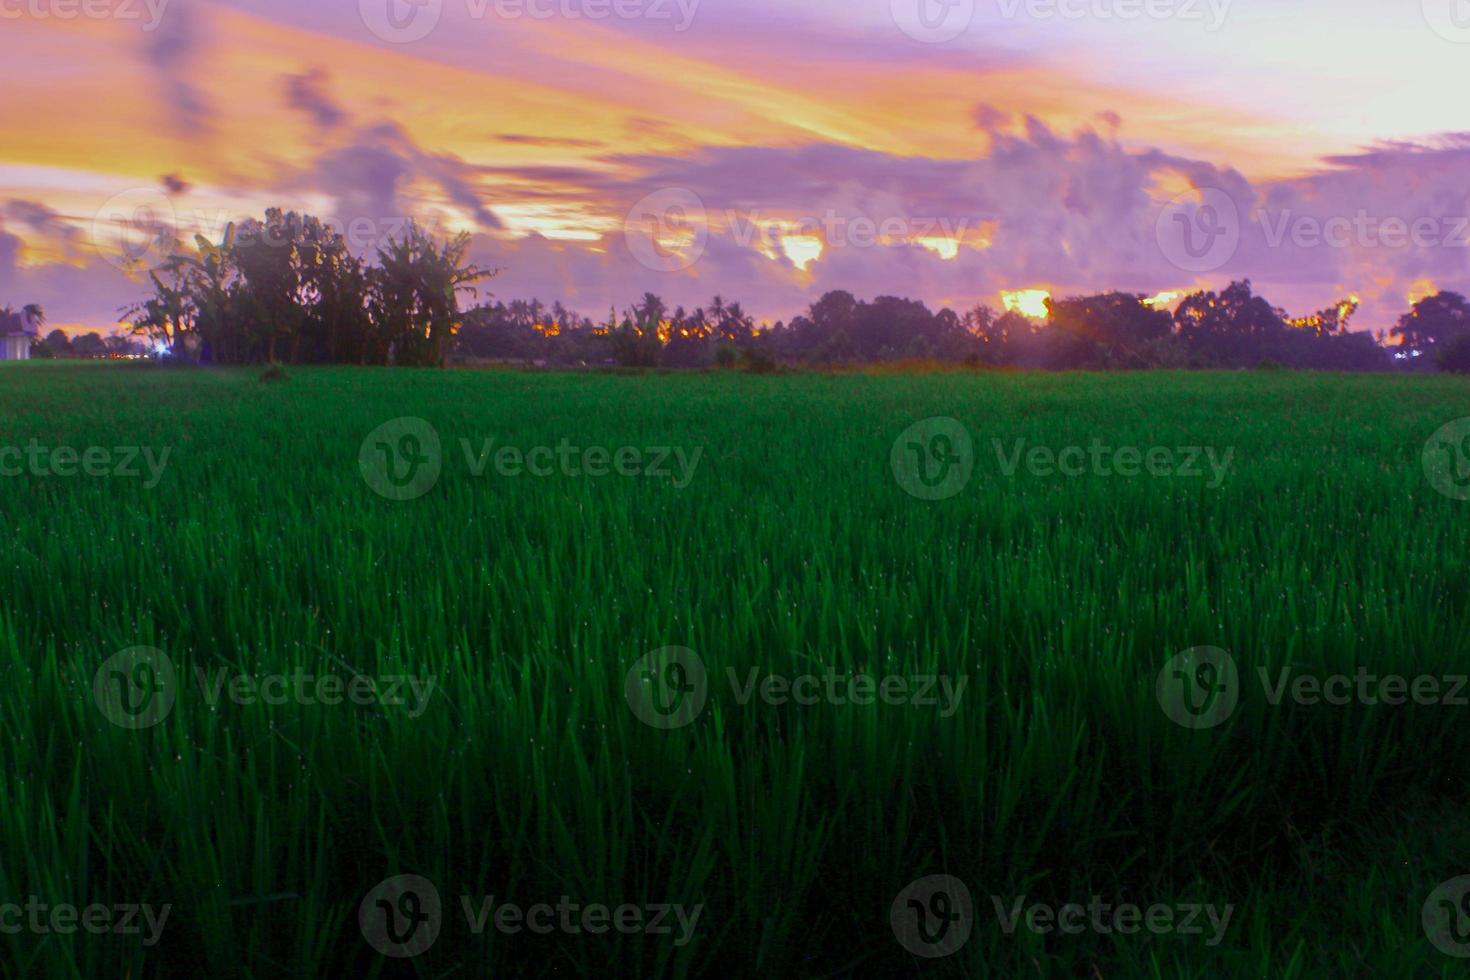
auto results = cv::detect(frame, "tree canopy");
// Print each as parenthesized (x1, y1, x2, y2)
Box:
(113, 212, 1455, 372)
(124, 209, 492, 366)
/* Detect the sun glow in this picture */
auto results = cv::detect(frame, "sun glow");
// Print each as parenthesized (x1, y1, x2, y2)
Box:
(781, 235, 823, 270)
(1002, 289, 1051, 319)
(916, 237, 960, 260)
(1406, 279, 1438, 306)
(1142, 290, 1181, 309)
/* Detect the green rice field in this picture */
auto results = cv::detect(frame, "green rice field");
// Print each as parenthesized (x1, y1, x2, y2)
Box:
(2, 363, 1469, 977)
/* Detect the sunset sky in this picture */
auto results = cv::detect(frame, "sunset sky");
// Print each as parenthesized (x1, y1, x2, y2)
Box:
(3, 0, 1470, 333)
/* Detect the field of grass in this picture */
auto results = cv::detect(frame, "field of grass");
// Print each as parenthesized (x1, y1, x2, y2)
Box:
(2, 362, 1469, 978)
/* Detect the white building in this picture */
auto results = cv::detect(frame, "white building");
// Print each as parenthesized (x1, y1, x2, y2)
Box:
(0, 307, 41, 361)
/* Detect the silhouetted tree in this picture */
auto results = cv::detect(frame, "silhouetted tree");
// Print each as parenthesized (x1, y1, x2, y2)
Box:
(1393, 291, 1470, 357)
(72, 332, 107, 358)
(1174, 281, 1289, 367)
(1047, 292, 1173, 368)
(1437, 333, 1470, 373)
(39, 329, 71, 358)
(124, 209, 489, 367)
(123, 228, 1420, 372)
(368, 223, 492, 366)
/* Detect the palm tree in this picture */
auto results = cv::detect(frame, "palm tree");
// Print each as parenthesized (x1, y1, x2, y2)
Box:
(21, 304, 44, 333)
(632, 292, 667, 332)
(371, 224, 494, 366)
(721, 300, 753, 344)
(122, 268, 192, 356)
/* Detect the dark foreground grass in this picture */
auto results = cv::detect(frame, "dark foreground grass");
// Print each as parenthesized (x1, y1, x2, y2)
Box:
(0, 363, 1468, 977)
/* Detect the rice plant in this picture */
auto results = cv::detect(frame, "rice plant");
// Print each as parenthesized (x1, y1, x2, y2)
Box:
(0, 363, 1468, 977)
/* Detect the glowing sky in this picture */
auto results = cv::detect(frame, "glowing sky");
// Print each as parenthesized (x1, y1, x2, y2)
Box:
(3, 0, 1470, 332)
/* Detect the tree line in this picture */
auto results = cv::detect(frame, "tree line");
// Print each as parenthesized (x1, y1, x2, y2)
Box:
(117, 208, 1469, 371)
(124, 209, 491, 366)
(463, 282, 1469, 372)
(31, 330, 150, 359)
